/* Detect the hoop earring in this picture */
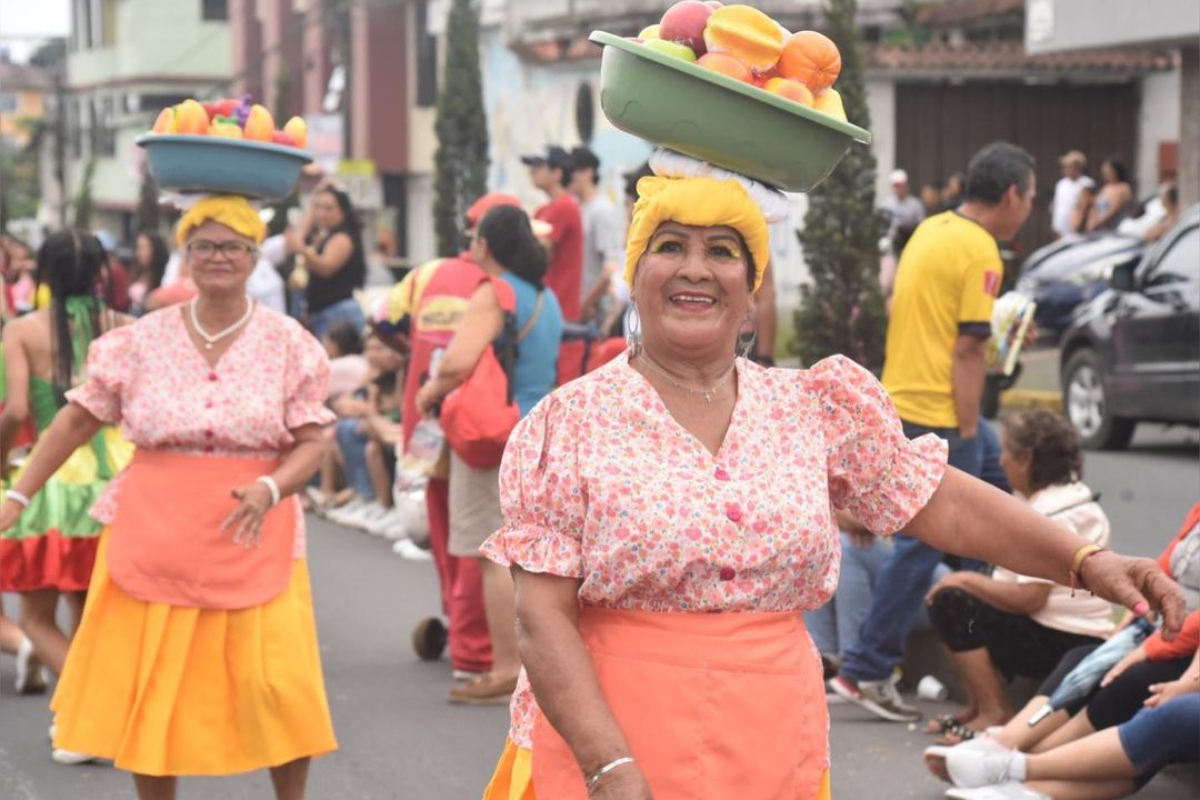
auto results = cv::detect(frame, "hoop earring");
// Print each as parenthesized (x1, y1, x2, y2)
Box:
(736, 314, 758, 359)
(625, 303, 642, 356)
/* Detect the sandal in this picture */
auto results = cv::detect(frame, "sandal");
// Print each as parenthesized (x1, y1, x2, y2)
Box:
(935, 721, 980, 746)
(923, 713, 959, 735)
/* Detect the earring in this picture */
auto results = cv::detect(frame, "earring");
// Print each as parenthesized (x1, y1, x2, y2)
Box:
(736, 314, 758, 359)
(625, 303, 642, 356)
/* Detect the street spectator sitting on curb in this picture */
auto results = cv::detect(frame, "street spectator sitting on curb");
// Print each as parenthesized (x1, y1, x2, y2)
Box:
(924, 410, 1114, 743)
(322, 321, 370, 402)
(1142, 184, 1180, 243)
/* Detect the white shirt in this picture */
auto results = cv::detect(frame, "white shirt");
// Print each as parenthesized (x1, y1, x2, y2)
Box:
(1051, 175, 1095, 239)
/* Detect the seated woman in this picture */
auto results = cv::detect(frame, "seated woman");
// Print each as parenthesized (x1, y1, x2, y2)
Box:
(925, 410, 1114, 741)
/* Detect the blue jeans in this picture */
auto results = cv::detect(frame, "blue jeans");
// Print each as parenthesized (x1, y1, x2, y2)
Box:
(838, 419, 1008, 683)
(336, 418, 375, 501)
(309, 297, 365, 341)
(1120, 695, 1200, 787)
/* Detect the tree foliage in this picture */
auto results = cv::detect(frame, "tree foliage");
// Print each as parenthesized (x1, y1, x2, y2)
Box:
(791, 0, 888, 370)
(432, 0, 489, 257)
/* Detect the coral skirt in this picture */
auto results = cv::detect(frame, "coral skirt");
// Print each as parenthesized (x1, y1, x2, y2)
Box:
(50, 531, 337, 776)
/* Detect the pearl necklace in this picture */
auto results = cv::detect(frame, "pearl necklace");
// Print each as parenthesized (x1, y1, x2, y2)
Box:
(189, 296, 254, 350)
(638, 352, 737, 403)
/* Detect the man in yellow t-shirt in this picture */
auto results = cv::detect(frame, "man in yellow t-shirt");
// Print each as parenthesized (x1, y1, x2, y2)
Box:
(832, 143, 1037, 724)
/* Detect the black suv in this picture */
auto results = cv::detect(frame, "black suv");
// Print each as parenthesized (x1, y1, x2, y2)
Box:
(1059, 205, 1200, 450)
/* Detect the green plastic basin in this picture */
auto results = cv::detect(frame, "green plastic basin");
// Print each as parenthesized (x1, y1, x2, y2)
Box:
(591, 30, 871, 192)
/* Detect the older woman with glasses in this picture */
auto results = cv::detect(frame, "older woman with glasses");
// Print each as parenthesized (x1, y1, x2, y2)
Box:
(0, 195, 338, 800)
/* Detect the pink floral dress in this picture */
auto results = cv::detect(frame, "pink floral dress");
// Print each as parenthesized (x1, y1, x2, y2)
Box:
(481, 353, 948, 748)
(67, 305, 334, 558)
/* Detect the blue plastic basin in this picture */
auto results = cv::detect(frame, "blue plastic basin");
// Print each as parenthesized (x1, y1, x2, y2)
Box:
(136, 134, 313, 201)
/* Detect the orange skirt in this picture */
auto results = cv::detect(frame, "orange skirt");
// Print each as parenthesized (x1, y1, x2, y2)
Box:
(50, 531, 337, 776)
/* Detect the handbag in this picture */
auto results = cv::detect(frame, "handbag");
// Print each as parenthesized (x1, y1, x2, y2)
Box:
(441, 281, 544, 469)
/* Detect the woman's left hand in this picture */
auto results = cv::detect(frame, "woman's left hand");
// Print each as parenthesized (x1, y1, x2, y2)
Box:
(925, 570, 975, 606)
(415, 381, 441, 417)
(1080, 551, 1187, 638)
(1143, 675, 1199, 709)
(222, 482, 276, 549)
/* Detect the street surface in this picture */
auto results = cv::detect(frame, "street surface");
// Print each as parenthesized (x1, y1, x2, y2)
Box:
(1, 426, 1196, 799)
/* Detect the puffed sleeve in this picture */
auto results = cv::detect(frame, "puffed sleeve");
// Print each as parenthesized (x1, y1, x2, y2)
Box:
(810, 355, 948, 535)
(480, 394, 586, 578)
(283, 322, 336, 430)
(65, 325, 136, 424)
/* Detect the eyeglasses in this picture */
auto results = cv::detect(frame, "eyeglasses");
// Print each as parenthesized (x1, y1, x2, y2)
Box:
(187, 240, 257, 260)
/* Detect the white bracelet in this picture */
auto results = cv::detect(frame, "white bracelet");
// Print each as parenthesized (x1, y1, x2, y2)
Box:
(255, 476, 281, 507)
(585, 756, 636, 791)
(4, 489, 31, 509)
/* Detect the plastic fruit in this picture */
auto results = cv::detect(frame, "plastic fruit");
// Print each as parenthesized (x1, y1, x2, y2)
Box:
(210, 120, 244, 138)
(151, 107, 175, 134)
(703, 4, 784, 73)
(812, 88, 847, 121)
(272, 131, 298, 147)
(659, 1, 714, 56)
(202, 102, 220, 122)
(283, 116, 308, 149)
(643, 38, 699, 62)
(173, 99, 210, 135)
(763, 77, 814, 107)
(779, 31, 842, 92)
(697, 51, 753, 83)
(242, 104, 276, 142)
(639, 24, 662, 40)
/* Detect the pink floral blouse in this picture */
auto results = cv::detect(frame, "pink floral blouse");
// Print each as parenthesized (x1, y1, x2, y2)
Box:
(67, 305, 334, 558)
(481, 353, 948, 748)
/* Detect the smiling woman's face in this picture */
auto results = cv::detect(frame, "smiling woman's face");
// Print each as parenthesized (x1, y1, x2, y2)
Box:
(633, 222, 752, 363)
(185, 220, 258, 295)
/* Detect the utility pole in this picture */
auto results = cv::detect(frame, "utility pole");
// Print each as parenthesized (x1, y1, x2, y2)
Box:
(54, 66, 68, 228)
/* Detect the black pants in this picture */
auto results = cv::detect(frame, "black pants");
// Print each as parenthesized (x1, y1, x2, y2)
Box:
(929, 587, 1104, 681)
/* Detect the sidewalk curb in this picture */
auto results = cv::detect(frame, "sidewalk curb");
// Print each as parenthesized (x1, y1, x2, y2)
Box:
(999, 389, 1063, 412)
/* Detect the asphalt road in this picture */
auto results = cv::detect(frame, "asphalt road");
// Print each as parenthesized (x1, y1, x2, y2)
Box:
(1, 427, 1196, 800)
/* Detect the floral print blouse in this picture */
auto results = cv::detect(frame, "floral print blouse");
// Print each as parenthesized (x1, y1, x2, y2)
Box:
(481, 353, 948, 748)
(67, 305, 334, 558)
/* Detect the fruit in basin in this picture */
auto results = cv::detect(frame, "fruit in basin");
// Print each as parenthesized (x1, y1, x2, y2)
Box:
(243, 104, 276, 142)
(272, 131, 298, 147)
(151, 107, 175, 134)
(812, 87, 847, 121)
(173, 99, 210, 135)
(702, 4, 784, 73)
(639, 24, 662, 40)
(779, 31, 842, 92)
(697, 51, 753, 83)
(210, 118, 244, 138)
(704, 0, 724, 8)
(643, 38, 699, 62)
(283, 116, 308, 149)
(659, 1, 714, 56)
(762, 77, 814, 107)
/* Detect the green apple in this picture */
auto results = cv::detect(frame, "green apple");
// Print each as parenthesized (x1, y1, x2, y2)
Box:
(642, 38, 698, 62)
(639, 24, 662, 40)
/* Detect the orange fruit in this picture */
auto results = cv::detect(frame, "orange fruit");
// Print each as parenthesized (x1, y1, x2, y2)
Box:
(778, 31, 841, 93)
(762, 77, 814, 107)
(697, 51, 754, 84)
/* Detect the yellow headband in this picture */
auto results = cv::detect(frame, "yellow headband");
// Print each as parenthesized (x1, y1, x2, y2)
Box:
(625, 176, 770, 293)
(176, 195, 266, 247)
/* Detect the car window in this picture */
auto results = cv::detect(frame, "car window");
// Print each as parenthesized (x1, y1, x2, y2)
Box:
(1145, 227, 1199, 289)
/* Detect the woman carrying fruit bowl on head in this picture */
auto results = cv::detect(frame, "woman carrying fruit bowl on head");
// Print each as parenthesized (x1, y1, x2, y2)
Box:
(0, 193, 338, 800)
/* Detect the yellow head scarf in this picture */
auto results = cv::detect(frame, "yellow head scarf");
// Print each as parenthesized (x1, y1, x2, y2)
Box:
(176, 195, 266, 247)
(625, 176, 770, 293)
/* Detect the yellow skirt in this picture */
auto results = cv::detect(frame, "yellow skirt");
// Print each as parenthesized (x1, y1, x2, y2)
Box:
(50, 530, 337, 776)
(482, 739, 833, 800)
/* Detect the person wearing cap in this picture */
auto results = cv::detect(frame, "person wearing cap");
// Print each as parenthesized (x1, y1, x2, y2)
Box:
(0, 194, 338, 798)
(569, 147, 626, 324)
(1052, 151, 1096, 239)
(886, 168, 927, 255)
(523, 146, 584, 325)
(476, 156, 1184, 800)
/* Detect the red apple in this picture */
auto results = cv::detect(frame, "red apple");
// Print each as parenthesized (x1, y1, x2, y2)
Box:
(272, 131, 298, 147)
(202, 102, 220, 122)
(659, 0, 713, 56)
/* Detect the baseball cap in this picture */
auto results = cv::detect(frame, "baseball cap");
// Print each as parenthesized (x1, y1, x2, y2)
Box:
(1059, 150, 1087, 167)
(571, 146, 600, 173)
(521, 146, 573, 172)
(889, 169, 909, 185)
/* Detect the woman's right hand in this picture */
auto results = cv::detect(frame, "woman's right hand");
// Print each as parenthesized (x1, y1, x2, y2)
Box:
(0, 499, 24, 533)
(590, 764, 654, 799)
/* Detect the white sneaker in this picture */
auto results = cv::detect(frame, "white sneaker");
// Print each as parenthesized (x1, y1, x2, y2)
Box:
(366, 507, 406, 538)
(327, 498, 372, 529)
(51, 748, 97, 765)
(945, 784, 1050, 800)
(828, 674, 922, 722)
(947, 744, 1021, 788)
(392, 538, 434, 561)
(925, 737, 1007, 783)
(15, 638, 48, 694)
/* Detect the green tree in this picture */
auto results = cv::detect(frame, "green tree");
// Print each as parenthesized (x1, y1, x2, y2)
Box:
(791, 0, 888, 370)
(73, 158, 96, 230)
(432, 0, 489, 257)
(137, 166, 160, 233)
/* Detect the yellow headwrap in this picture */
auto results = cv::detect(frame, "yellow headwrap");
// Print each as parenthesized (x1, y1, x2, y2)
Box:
(625, 176, 770, 293)
(176, 195, 266, 247)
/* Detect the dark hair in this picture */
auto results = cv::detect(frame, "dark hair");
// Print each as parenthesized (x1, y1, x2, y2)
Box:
(134, 230, 170, 291)
(571, 147, 601, 186)
(317, 186, 367, 288)
(1163, 184, 1179, 207)
(1002, 409, 1084, 493)
(552, 163, 574, 188)
(38, 230, 109, 389)
(324, 320, 364, 357)
(965, 142, 1036, 205)
(624, 162, 653, 203)
(1103, 158, 1130, 184)
(476, 205, 548, 289)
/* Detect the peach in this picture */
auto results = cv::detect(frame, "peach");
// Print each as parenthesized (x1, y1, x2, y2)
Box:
(778, 31, 842, 93)
(243, 104, 276, 142)
(702, 4, 784, 73)
(173, 99, 210, 135)
(283, 116, 308, 149)
(659, 1, 714, 56)
(639, 24, 662, 40)
(812, 88, 847, 121)
(697, 51, 753, 84)
(763, 77, 814, 107)
(643, 38, 698, 62)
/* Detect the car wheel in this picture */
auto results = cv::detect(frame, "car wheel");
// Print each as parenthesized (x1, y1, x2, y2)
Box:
(1063, 349, 1135, 450)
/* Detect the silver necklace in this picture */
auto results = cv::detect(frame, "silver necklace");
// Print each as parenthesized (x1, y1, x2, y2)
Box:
(189, 296, 254, 350)
(638, 352, 737, 403)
